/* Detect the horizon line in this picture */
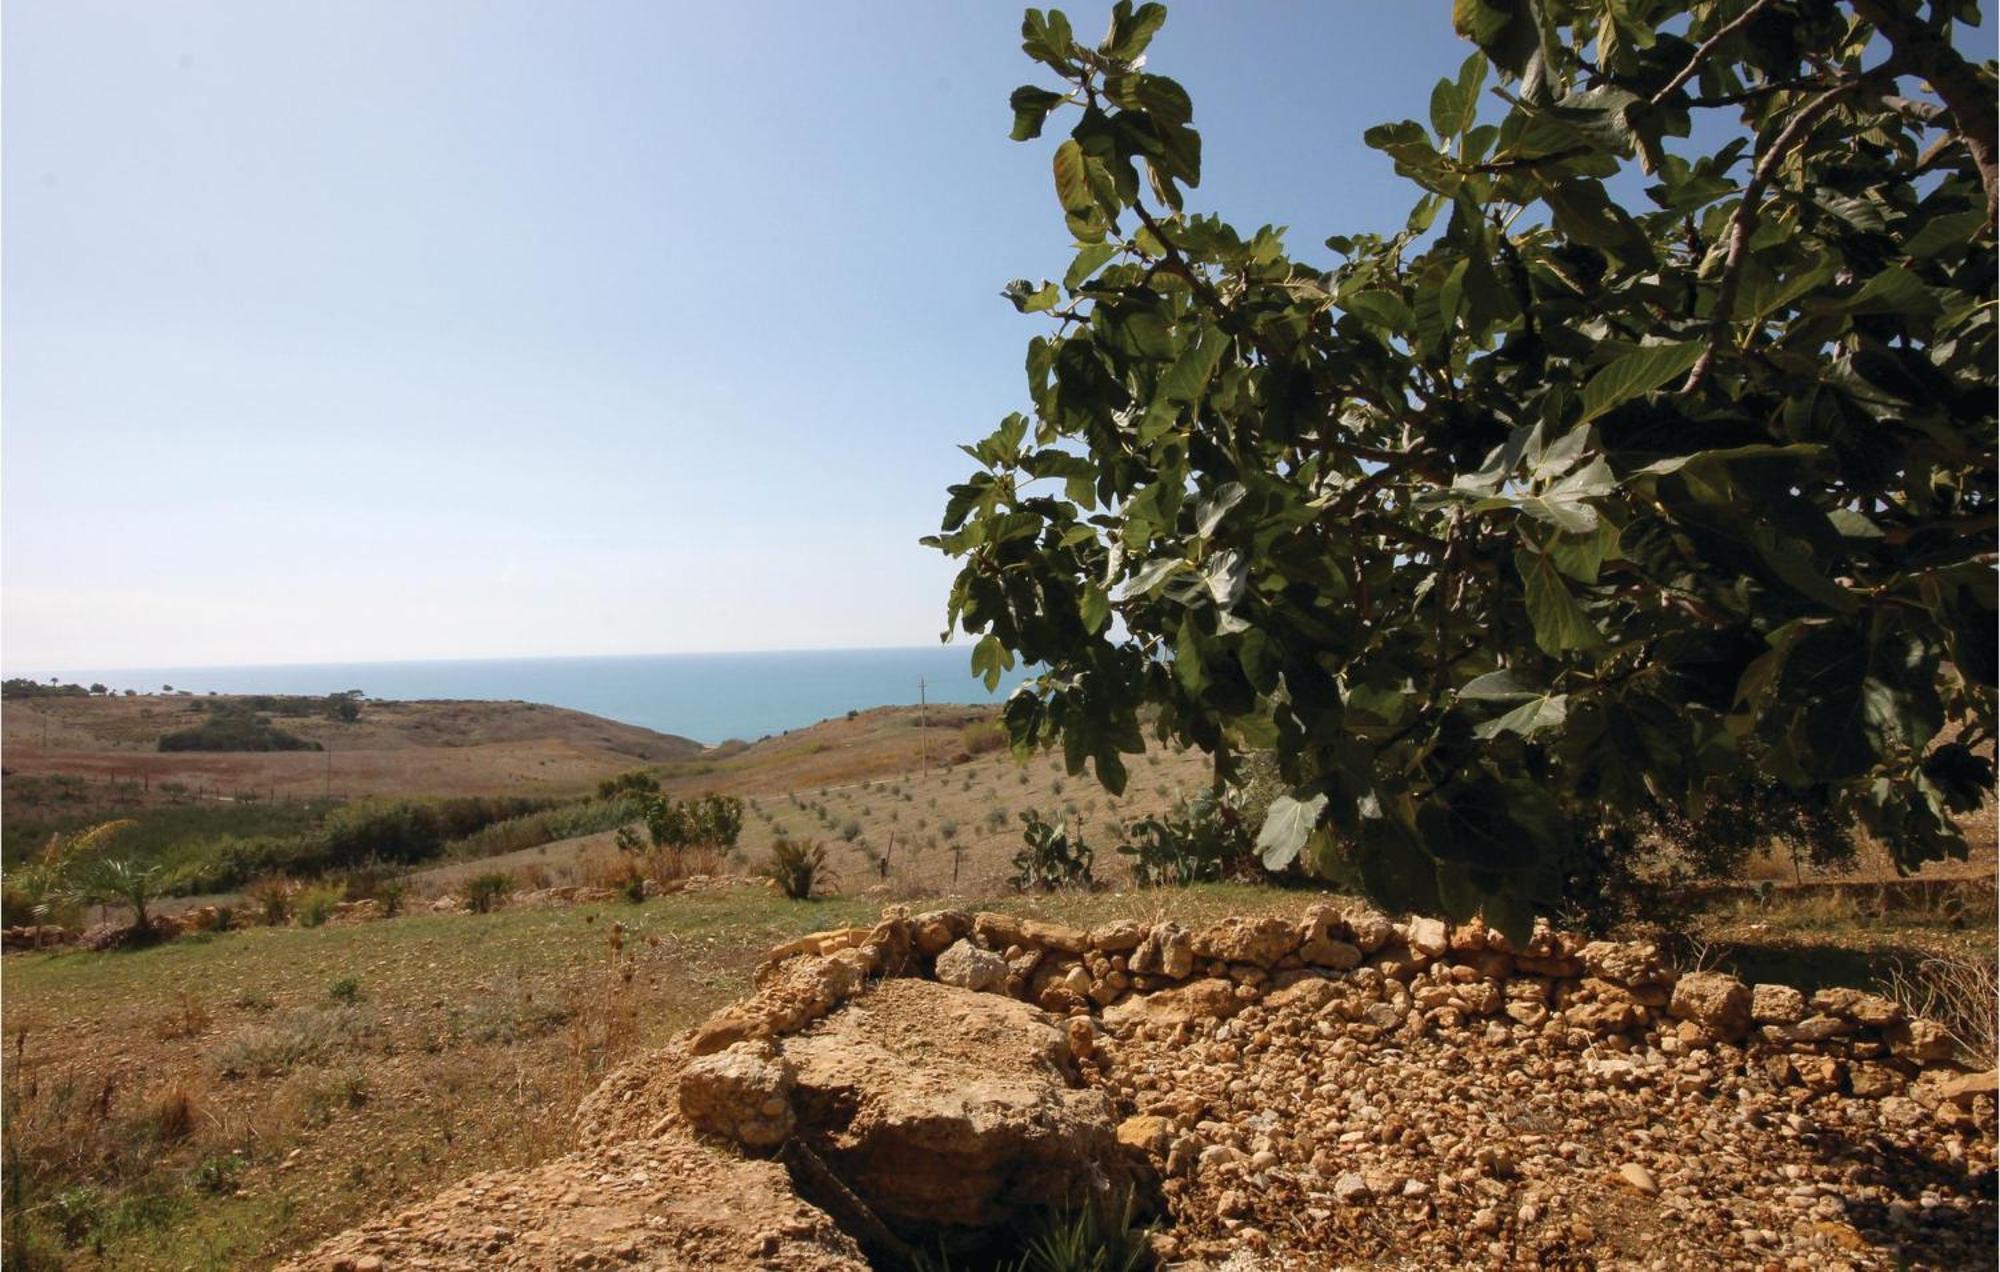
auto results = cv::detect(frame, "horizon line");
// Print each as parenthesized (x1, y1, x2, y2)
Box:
(4, 640, 980, 679)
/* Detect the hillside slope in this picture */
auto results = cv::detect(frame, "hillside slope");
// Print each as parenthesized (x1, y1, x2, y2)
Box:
(1, 694, 703, 798)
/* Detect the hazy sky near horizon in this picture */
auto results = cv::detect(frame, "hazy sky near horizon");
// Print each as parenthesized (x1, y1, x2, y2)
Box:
(4, 2, 1470, 671)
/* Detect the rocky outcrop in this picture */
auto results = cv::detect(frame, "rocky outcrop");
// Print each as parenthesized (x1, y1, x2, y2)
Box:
(283, 1129, 868, 1271)
(779, 978, 1145, 1236)
(289, 902, 1996, 1270)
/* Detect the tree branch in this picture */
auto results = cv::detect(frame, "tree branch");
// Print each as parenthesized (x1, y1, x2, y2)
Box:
(1651, 0, 1781, 106)
(1849, 0, 1999, 216)
(1681, 78, 1866, 393)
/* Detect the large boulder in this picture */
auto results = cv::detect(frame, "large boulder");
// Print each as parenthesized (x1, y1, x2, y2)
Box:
(779, 978, 1147, 1237)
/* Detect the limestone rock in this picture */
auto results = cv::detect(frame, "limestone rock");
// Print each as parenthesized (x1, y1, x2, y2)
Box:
(1889, 1017, 1956, 1063)
(1617, 1162, 1660, 1195)
(1117, 1114, 1172, 1153)
(1579, 940, 1671, 987)
(934, 939, 1009, 994)
(1130, 922, 1195, 980)
(280, 1130, 867, 1271)
(1087, 919, 1145, 953)
(1103, 978, 1243, 1028)
(1018, 919, 1089, 954)
(1812, 986, 1903, 1027)
(971, 912, 1024, 951)
(780, 979, 1147, 1234)
(1406, 916, 1449, 958)
(679, 1045, 795, 1149)
(1750, 983, 1808, 1024)
(1344, 908, 1395, 953)
(1190, 915, 1299, 968)
(692, 953, 865, 1055)
(1668, 970, 1751, 1039)
(914, 910, 971, 957)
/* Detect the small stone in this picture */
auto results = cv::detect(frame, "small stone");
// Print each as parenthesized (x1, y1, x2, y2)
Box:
(1618, 1162, 1660, 1195)
(1332, 1172, 1372, 1205)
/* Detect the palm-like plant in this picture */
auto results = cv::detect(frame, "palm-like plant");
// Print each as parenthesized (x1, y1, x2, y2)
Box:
(66, 857, 170, 934)
(761, 838, 836, 901)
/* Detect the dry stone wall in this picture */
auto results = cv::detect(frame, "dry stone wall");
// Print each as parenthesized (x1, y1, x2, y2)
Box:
(702, 903, 1984, 1113)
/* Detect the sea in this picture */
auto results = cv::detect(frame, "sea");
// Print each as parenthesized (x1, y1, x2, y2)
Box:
(20, 646, 1035, 746)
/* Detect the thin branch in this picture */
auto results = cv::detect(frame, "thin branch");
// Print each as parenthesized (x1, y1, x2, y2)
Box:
(1681, 78, 1867, 393)
(1651, 0, 1781, 106)
(1850, 0, 1999, 216)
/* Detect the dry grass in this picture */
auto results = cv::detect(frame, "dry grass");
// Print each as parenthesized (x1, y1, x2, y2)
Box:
(1885, 951, 1999, 1068)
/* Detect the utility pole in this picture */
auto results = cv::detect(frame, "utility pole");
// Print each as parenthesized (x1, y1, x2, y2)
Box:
(917, 677, 928, 781)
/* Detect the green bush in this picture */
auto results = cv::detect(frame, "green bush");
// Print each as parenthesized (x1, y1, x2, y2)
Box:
(442, 797, 639, 861)
(643, 793, 745, 850)
(1118, 790, 1257, 887)
(463, 872, 513, 914)
(158, 705, 320, 752)
(295, 884, 345, 928)
(327, 977, 360, 1003)
(244, 878, 293, 926)
(1010, 811, 1092, 892)
(596, 769, 661, 800)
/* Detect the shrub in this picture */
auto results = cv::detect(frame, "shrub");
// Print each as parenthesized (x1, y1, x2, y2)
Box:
(191, 1152, 246, 1196)
(463, 872, 513, 915)
(211, 1007, 372, 1078)
(295, 883, 345, 928)
(153, 991, 212, 1041)
(443, 796, 640, 862)
(644, 793, 745, 850)
(596, 769, 661, 800)
(839, 819, 863, 843)
(1886, 953, 1999, 1069)
(1010, 811, 1091, 892)
(244, 877, 294, 926)
(328, 977, 360, 1004)
(63, 856, 175, 936)
(142, 1085, 198, 1144)
(1118, 790, 1257, 887)
(761, 839, 834, 900)
(158, 705, 320, 752)
(960, 719, 1009, 756)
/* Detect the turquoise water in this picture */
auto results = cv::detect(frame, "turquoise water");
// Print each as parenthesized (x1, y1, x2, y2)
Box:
(22, 646, 1033, 745)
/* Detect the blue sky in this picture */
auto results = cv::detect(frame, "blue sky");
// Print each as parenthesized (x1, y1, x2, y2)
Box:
(3, 2, 1471, 670)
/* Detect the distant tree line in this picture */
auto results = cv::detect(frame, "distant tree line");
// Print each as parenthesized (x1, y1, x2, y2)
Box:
(3, 679, 93, 700)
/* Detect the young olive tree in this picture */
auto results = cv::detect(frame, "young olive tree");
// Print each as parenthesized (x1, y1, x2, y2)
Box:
(928, 2, 1995, 936)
